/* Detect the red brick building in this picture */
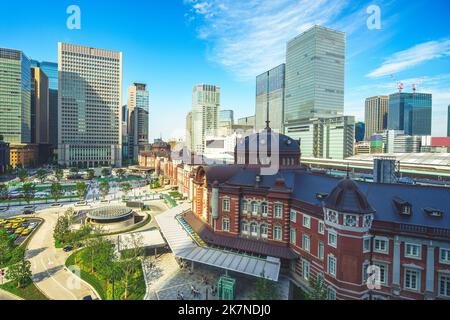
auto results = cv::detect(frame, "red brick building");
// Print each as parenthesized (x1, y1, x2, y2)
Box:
(181, 128, 450, 300)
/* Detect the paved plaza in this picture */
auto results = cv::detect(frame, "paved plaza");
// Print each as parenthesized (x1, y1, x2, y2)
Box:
(143, 253, 290, 300)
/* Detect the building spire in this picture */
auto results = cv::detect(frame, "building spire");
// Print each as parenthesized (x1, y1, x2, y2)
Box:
(265, 75, 271, 129)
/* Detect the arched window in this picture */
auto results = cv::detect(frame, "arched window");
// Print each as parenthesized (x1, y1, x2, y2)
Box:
(261, 202, 268, 217)
(260, 224, 268, 239)
(241, 221, 249, 234)
(273, 225, 282, 241)
(251, 202, 259, 215)
(242, 200, 248, 213)
(250, 223, 258, 236)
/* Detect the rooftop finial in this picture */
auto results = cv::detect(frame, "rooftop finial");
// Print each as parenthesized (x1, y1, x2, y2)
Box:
(265, 75, 271, 129)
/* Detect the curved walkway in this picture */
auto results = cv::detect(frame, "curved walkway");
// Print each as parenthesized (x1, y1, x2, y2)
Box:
(25, 207, 99, 300)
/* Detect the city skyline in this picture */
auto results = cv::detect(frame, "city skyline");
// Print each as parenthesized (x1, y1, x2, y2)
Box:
(1, 0, 449, 140)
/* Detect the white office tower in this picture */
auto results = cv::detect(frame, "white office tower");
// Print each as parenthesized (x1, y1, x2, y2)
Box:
(284, 26, 345, 139)
(127, 83, 150, 161)
(191, 84, 220, 154)
(58, 43, 123, 168)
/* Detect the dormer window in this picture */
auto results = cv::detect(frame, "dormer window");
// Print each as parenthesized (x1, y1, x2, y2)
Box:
(393, 197, 412, 216)
(316, 193, 329, 200)
(424, 208, 444, 218)
(402, 205, 411, 216)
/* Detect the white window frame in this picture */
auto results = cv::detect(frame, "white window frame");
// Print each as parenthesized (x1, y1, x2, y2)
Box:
(261, 203, 268, 217)
(260, 224, 268, 239)
(303, 214, 311, 229)
(328, 230, 337, 248)
(374, 237, 389, 254)
(404, 268, 421, 292)
(222, 198, 230, 212)
(302, 260, 310, 281)
(290, 228, 296, 245)
(222, 218, 230, 232)
(405, 243, 422, 260)
(328, 254, 337, 277)
(343, 214, 358, 227)
(250, 222, 258, 237)
(274, 203, 283, 219)
(438, 274, 450, 298)
(362, 261, 370, 284)
(318, 241, 324, 260)
(318, 221, 325, 234)
(327, 287, 337, 300)
(363, 236, 371, 253)
(439, 248, 450, 265)
(242, 222, 249, 235)
(302, 234, 310, 252)
(251, 202, 259, 216)
(273, 225, 282, 241)
(373, 262, 388, 285)
(290, 210, 297, 223)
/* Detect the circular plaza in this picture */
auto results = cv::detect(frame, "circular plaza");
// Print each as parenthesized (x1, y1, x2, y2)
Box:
(85, 206, 135, 231)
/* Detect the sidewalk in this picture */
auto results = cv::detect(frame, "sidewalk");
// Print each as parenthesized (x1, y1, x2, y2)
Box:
(0, 288, 22, 300)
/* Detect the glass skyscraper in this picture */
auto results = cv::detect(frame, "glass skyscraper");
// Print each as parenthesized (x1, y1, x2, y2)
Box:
(32, 60, 58, 147)
(284, 25, 345, 138)
(219, 110, 234, 128)
(255, 64, 285, 132)
(387, 92, 432, 136)
(0, 48, 31, 144)
(127, 83, 150, 161)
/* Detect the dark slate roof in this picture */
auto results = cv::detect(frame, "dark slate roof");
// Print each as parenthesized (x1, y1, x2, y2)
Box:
(324, 178, 375, 215)
(235, 128, 300, 155)
(184, 211, 297, 260)
(207, 166, 450, 230)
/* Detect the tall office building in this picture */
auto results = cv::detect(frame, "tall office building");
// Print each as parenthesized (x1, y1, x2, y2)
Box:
(387, 92, 432, 136)
(255, 64, 285, 132)
(364, 96, 388, 140)
(355, 122, 365, 143)
(31, 61, 58, 148)
(219, 110, 234, 128)
(284, 26, 345, 136)
(127, 83, 149, 161)
(122, 105, 129, 164)
(237, 116, 255, 128)
(0, 48, 31, 144)
(186, 112, 193, 151)
(294, 116, 355, 160)
(191, 84, 220, 154)
(58, 43, 122, 168)
(31, 67, 49, 144)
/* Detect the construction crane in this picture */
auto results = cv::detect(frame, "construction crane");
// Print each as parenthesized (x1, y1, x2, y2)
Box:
(390, 74, 404, 93)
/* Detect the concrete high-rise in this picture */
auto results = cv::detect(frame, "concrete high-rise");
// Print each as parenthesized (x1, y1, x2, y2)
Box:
(447, 105, 450, 137)
(364, 96, 388, 140)
(0, 48, 31, 144)
(191, 84, 220, 154)
(294, 116, 355, 160)
(255, 64, 285, 132)
(127, 83, 149, 161)
(219, 110, 234, 128)
(387, 92, 432, 136)
(31, 61, 58, 148)
(284, 26, 345, 136)
(31, 67, 49, 145)
(58, 43, 123, 168)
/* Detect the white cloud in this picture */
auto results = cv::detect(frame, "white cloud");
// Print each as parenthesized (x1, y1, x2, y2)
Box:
(184, 0, 355, 80)
(367, 39, 450, 78)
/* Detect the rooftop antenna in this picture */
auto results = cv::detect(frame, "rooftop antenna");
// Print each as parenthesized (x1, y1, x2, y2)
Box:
(397, 82, 404, 93)
(412, 83, 417, 94)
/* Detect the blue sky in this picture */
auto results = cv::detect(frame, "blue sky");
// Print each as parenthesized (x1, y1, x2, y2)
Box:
(1, 0, 449, 140)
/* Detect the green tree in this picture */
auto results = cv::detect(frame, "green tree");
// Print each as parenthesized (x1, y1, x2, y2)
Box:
(254, 272, 279, 300)
(120, 182, 132, 197)
(6, 259, 32, 288)
(53, 209, 73, 244)
(18, 168, 28, 183)
(0, 229, 15, 266)
(86, 169, 95, 181)
(99, 181, 110, 200)
(307, 275, 328, 300)
(69, 167, 79, 177)
(21, 183, 36, 204)
(76, 182, 88, 201)
(116, 169, 125, 180)
(117, 234, 144, 300)
(55, 168, 64, 182)
(50, 182, 64, 203)
(101, 168, 110, 177)
(36, 169, 48, 184)
(0, 183, 8, 200)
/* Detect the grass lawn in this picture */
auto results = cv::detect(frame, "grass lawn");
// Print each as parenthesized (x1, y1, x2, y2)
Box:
(0, 280, 48, 300)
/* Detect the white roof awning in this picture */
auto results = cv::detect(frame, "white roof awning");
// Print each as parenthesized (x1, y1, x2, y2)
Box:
(155, 203, 281, 281)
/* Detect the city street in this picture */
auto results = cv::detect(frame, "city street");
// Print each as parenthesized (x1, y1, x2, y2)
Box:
(25, 207, 99, 300)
